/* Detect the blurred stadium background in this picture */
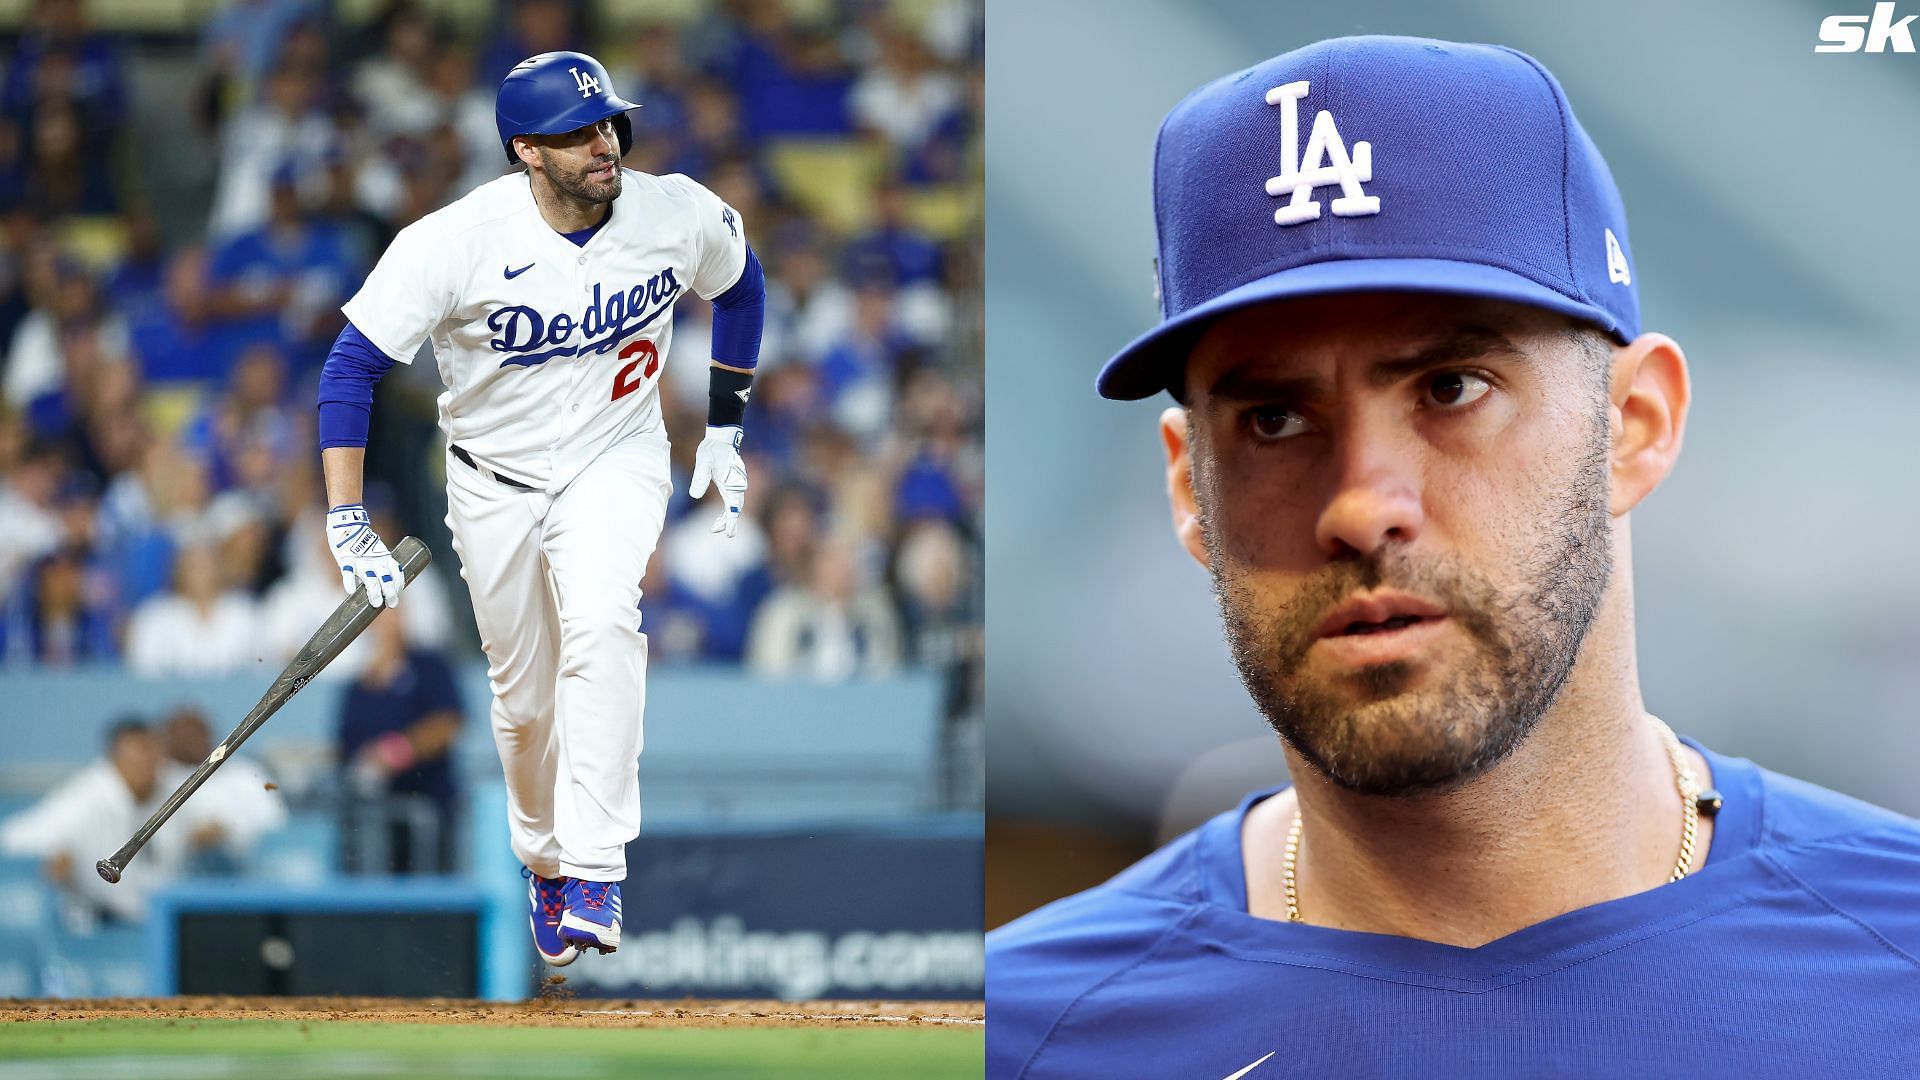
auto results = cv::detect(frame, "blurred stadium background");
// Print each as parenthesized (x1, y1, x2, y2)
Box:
(986, 0, 1920, 926)
(0, 0, 982, 1005)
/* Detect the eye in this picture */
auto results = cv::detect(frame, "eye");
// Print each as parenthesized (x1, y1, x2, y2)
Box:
(1424, 371, 1491, 409)
(1247, 406, 1312, 442)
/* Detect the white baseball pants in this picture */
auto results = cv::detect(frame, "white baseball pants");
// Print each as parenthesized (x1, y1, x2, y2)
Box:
(443, 434, 672, 882)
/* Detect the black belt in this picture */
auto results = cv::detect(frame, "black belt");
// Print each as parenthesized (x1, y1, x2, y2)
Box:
(452, 445, 535, 491)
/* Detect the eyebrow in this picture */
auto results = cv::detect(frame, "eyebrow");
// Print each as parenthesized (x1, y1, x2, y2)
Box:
(1203, 325, 1529, 402)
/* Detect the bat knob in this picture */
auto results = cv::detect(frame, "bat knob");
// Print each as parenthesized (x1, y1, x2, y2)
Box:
(95, 859, 122, 884)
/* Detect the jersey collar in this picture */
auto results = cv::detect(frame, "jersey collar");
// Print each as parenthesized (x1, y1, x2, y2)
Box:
(1180, 737, 1774, 986)
(518, 169, 621, 253)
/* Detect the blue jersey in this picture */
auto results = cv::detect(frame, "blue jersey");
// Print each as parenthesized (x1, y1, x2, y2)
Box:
(988, 739, 1920, 1079)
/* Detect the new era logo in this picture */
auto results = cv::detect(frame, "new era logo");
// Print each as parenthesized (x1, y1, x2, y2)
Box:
(1264, 81, 1380, 227)
(1605, 228, 1631, 286)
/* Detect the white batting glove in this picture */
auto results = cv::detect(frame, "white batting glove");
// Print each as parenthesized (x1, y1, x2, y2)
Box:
(688, 425, 748, 538)
(327, 504, 403, 608)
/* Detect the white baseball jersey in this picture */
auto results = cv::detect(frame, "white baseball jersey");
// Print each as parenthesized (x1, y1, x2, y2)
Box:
(342, 169, 747, 491)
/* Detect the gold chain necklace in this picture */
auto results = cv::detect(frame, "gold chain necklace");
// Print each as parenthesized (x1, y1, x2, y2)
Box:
(1281, 715, 1721, 924)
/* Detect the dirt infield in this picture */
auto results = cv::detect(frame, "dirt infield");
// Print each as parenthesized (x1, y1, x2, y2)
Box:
(2, 996, 984, 1029)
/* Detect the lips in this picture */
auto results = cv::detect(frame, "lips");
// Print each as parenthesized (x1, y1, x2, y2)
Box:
(1313, 590, 1448, 640)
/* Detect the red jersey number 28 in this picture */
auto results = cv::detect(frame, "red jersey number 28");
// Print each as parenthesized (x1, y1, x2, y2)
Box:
(611, 339, 660, 401)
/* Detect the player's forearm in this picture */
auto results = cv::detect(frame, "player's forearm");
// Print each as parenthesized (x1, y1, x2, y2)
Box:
(317, 322, 399, 508)
(707, 246, 765, 429)
(321, 446, 365, 508)
(317, 324, 396, 450)
(708, 360, 755, 429)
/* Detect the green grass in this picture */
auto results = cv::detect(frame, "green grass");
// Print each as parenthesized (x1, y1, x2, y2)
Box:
(0, 1018, 984, 1079)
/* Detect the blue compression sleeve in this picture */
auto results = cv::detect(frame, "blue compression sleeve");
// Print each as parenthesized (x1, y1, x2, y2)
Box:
(317, 322, 397, 450)
(710, 246, 765, 368)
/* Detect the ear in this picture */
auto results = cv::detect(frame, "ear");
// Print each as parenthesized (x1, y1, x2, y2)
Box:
(513, 135, 542, 171)
(1607, 332, 1690, 516)
(1160, 406, 1209, 568)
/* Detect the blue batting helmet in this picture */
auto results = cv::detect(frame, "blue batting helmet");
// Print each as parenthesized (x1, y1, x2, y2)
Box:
(495, 51, 639, 164)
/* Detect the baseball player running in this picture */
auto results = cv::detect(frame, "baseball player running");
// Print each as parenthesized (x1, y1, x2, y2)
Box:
(315, 52, 763, 966)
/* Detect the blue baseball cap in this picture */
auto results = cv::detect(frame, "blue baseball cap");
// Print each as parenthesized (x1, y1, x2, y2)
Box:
(1098, 36, 1640, 401)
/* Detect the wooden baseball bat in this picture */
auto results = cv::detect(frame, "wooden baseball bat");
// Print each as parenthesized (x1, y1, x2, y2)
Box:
(96, 535, 433, 884)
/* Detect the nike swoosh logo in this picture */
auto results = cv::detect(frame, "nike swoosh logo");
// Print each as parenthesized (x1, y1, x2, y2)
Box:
(1222, 1052, 1276, 1080)
(504, 263, 534, 280)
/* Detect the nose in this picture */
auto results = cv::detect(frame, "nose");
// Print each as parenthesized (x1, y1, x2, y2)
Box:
(591, 120, 616, 158)
(1312, 418, 1425, 559)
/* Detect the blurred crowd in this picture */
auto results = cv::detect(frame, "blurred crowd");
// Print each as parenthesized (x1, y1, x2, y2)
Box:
(0, 602, 471, 926)
(0, 0, 984, 712)
(0, 702, 286, 925)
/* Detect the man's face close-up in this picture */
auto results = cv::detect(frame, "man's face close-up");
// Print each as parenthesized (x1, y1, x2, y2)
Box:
(531, 118, 622, 203)
(1177, 293, 1618, 797)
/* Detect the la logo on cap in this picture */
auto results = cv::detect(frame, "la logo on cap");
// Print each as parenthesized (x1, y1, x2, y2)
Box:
(1264, 81, 1380, 226)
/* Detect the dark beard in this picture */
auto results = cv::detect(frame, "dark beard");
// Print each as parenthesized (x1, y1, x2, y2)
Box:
(540, 150, 621, 204)
(1195, 410, 1614, 797)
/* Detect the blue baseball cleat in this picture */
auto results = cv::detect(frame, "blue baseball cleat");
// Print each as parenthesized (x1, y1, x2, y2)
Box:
(523, 867, 578, 967)
(559, 878, 622, 954)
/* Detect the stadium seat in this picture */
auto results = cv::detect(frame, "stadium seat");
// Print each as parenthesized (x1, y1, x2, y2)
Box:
(906, 183, 982, 243)
(894, 0, 961, 34)
(335, 0, 490, 34)
(592, 0, 709, 33)
(34, 0, 197, 32)
(778, 0, 837, 27)
(765, 139, 890, 236)
(139, 384, 208, 436)
(56, 217, 132, 273)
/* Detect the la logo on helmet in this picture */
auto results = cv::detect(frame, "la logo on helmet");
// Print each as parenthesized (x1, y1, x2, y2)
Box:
(1264, 81, 1380, 227)
(571, 67, 602, 97)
